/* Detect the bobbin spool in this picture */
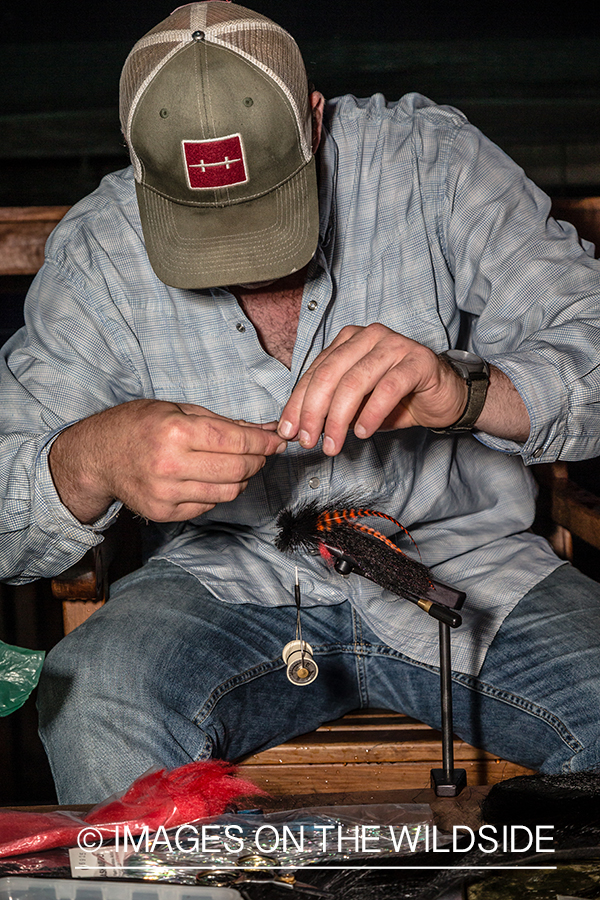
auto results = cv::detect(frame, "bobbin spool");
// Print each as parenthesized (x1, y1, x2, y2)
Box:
(282, 639, 318, 685)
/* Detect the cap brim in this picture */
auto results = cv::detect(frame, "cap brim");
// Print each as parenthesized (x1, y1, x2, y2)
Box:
(136, 157, 319, 290)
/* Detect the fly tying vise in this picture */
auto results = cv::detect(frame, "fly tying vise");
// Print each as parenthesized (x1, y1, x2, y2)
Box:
(274, 499, 469, 796)
(275, 499, 465, 635)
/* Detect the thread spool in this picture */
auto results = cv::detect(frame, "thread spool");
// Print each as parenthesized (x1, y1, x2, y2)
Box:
(282, 639, 318, 686)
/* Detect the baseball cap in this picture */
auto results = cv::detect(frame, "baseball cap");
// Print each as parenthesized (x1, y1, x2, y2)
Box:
(120, 1, 319, 290)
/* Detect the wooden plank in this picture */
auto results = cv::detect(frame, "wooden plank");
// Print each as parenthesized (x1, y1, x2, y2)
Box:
(533, 461, 600, 558)
(242, 731, 503, 765)
(0, 207, 70, 275)
(51, 549, 98, 602)
(0, 207, 71, 222)
(552, 196, 600, 248)
(314, 710, 434, 731)
(551, 479, 600, 551)
(238, 759, 534, 794)
(61, 599, 105, 635)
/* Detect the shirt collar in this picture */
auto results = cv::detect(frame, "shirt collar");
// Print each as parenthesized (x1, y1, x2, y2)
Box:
(316, 118, 338, 263)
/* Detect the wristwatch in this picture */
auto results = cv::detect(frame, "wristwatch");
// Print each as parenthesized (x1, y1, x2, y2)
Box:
(431, 349, 490, 433)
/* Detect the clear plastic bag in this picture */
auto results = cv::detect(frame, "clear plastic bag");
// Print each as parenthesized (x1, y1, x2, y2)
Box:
(112, 803, 439, 882)
(0, 640, 44, 717)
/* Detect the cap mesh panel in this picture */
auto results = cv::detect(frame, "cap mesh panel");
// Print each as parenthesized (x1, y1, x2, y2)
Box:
(120, 1, 311, 172)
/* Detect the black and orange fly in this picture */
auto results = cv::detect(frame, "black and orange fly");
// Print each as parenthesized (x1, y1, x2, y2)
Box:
(275, 499, 433, 600)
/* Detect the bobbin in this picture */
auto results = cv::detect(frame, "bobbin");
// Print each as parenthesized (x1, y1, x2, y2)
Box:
(282, 639, 318, 686)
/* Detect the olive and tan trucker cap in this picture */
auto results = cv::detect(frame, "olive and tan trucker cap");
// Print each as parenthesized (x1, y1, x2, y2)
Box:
(120, 1, 319, 289)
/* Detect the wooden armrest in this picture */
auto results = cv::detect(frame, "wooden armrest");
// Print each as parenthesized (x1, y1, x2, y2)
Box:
(50, 541, 113, 634)
(533, 460, 600, 558)
(51, 548, 99, 603)
(547, 476, 600, 551)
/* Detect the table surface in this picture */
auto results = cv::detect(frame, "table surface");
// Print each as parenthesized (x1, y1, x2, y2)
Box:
(4, 785, 492, 833)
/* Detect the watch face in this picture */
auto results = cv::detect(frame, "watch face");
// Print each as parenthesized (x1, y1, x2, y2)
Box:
(443, 349, 488, 375)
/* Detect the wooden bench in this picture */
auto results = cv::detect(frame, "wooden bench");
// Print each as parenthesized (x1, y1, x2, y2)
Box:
(237, 708, 534, 794)
(2, 200, 599, 794)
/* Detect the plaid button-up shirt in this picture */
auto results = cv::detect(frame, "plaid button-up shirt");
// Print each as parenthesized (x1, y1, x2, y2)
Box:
(2, 93, 599, 674)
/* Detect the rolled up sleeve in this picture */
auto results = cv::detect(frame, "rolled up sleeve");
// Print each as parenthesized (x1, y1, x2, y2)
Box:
(442, 122, 600, 463)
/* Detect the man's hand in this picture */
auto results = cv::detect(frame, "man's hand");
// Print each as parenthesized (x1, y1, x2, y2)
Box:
(49, 399, 287, 524)
(277, 323, 530, 454)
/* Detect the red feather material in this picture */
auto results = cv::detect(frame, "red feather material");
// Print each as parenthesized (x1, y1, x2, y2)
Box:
(0, 759, 263, 857)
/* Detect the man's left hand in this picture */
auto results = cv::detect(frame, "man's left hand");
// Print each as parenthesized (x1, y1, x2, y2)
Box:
(277, 324, 469, 455)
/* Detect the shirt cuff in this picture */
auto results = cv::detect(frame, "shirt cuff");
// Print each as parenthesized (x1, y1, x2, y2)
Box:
(33, 430, 122, 544)
(474, 352, 569, 464)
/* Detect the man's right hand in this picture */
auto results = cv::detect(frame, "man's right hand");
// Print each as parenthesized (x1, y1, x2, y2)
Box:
(48, 399, 287, 525)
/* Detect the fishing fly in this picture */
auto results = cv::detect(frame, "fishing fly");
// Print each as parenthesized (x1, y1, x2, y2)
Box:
(275, 498, 465, 627)
(275, 498, 432, 599)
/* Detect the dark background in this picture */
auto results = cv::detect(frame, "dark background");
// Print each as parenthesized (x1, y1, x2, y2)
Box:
(0, 1, 599, 804)
(2, 0, 600, 206)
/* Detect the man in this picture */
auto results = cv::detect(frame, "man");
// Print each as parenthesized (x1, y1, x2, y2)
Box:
(1, 1, 599, 803)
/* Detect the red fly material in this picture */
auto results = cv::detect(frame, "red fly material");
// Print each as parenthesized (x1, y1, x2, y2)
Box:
(0, 759, 262, 858)
(318, 543, 335, 564)
(275, 499, 433, 600)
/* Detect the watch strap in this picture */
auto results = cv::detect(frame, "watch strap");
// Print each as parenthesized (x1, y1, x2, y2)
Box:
(431, 354, 490, 434)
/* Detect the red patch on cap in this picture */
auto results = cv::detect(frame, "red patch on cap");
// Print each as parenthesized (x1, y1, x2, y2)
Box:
(182, 135, 248, 189)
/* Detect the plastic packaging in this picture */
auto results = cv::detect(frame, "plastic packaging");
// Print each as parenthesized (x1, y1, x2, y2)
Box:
(91, 803, 439, 882)
(0, 640, 44, 717)
(0, 849, 71, 880)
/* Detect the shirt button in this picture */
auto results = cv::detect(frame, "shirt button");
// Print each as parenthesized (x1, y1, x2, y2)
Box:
(532, 447, 544, 459)
(307, 300, 318, 311)
(235, 322, 246, 333)
(308, 476, 320, 489)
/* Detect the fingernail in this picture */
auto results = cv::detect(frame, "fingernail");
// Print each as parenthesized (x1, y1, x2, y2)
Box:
(323, 436, 336, 455)
(276, 441, 287, 454)
(354, 424, 367, 438)
(299, 430, 311, 447)
(279, 420, 294, 439)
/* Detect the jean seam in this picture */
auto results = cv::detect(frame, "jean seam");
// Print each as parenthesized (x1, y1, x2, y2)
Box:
(451, 672, 585, 756)
(191, 730, 213, 763)
(560, 746, 593, 774)
(351, 608, 368, 707)
(336, 642, 585, 758)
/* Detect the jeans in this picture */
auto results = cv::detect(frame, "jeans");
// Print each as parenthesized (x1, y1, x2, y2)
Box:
(38, 558, 600, 803)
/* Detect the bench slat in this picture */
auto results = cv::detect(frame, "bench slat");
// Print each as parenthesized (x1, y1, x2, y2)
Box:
(237, 710, 534, 793)
(238, 759, 534, 794)
(242, 733, 504, 764)
(311, 710, 434, 731)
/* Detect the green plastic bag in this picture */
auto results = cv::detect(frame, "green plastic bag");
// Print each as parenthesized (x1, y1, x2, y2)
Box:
(0, 639, 45, 716)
